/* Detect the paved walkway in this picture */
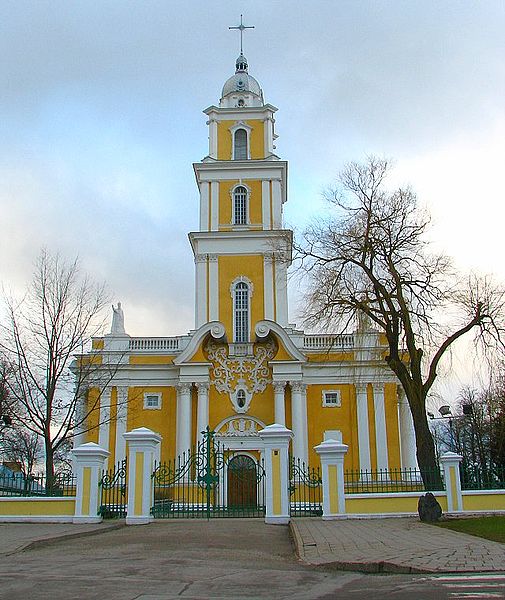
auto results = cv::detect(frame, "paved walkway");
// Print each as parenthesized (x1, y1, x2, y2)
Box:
(291, 517, 505, 573)
(0, 521, 123, 555)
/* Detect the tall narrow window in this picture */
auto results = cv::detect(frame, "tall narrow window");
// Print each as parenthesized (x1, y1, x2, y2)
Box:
(234, 281, 249, 342)
(233, 186, 247, 225)
(234, 128, 248, 160)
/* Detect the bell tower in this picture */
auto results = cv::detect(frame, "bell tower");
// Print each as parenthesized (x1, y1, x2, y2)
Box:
(190, 22, 292, 347)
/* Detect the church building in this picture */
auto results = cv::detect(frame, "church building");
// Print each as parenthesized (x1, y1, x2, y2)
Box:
(76, 46, 417, 478)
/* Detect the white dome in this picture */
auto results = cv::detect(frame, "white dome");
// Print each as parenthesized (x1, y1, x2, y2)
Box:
(219, 53, 264, 106)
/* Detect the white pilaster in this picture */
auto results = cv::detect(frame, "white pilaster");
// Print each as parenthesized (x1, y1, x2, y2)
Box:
(440, 451, 463, 512)
(263, 253, 275, 320)
(262, 180, 271, 229)
(355, 384, 371, 472)
(274, 252, 288, 327)
(271, 179, 282, 229)
(98, 387, 111, 465)
(208, 119, 218, 159)
(196, 382, 210, 447)
(373, 383, 389, 472)
(208, 254, 219, 322)
(199, 181, 210, 231)
(176, 383, 192, 457)
(273, 380, 287, 426)
(73, 385, 87, 449)
(115, 386, 128, 463)
(210, 181, 219, 231)
(264, 116, 274, 155)
(291, 381, 308, 464)
(398, 386, 418, 470)
(195, 253, 207, 328)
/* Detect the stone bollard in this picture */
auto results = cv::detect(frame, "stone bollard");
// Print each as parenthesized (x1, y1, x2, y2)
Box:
(123, 427, 162, 525)
(72, 442, 110, 523)
(314, 439, 348, 519)
(259, 424, 293, 524)
(440, 451, 463, 512)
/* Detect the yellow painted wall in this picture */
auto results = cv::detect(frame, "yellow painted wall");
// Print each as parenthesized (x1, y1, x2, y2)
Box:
(108, 387, 118, 463)
(85, 388, 100, 444)
(0, 498, 76, 516)
(346, 493, 448, 514)
(217, 119, 265, 160)
(218, 180, 263, 228)
(218, 254, 264, 339)
(126, 386, 176, 462)
(92, 338, 104, 350)
(462, 493, 505, 511)
(367, 384, 377, 471)
(129, 355, 175, 365)
(306, 384, 358, 468)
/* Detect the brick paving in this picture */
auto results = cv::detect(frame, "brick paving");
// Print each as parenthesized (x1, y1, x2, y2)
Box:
(291, 517, 505, 573)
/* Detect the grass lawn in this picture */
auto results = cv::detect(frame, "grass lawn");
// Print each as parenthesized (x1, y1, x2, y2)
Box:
(436, 516, 505, 544)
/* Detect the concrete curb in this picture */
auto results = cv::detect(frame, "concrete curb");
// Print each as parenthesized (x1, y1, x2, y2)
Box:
(4, 521, 125, 556)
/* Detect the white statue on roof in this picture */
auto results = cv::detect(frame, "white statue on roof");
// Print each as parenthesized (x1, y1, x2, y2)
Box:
(110, 302, 126, 335)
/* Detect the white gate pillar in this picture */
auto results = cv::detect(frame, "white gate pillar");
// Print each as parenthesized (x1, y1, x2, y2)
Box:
(440, 451, 463, 512)
(315, 439, 348, 518)
(72, 442, 109, 523)
(123, 427, 162, 525)
(259, 424, 293, 524)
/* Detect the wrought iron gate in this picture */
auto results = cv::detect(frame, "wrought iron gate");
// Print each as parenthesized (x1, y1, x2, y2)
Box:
(289, 456, 322, 516)
(151, 427, 265, 518)
(99, 458, 127, 518)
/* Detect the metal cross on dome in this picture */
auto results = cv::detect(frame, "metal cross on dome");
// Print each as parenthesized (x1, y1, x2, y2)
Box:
(229, 14, 254, 55)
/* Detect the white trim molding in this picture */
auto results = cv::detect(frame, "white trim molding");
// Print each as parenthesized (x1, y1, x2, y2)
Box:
(229, 121, 252, 160)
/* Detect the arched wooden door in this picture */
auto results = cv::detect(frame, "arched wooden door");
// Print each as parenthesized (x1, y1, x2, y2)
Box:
(227, 455, 258, 509)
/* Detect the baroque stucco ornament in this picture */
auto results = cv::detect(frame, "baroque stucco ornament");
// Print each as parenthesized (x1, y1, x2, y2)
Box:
(205, 340, 276, 413)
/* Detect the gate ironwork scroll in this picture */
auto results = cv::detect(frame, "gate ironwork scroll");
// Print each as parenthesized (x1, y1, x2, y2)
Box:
(99, 458, 127, 518)
(151, 427, 265, 519)
(289, 455, 322, 516)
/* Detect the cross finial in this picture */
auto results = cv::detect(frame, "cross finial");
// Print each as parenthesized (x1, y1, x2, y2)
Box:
(229, 14, 254, 55)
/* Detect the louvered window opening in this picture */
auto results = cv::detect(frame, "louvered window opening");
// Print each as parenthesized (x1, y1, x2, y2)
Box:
(234, 282, 249, 342)
(233, 186, 247, 225)
(234, 129, 248, 160)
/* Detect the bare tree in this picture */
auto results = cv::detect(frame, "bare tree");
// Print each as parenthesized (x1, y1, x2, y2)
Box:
(0, 426, 42, 476)
(0, 250, 117, 483)
(298, 157, 505, 486)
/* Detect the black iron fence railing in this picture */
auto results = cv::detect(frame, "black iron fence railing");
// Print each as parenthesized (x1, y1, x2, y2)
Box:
(0, 472, 76, 497)
(460, 465, 505, 491)
(289, 456, 322, 516)
(344, 467, 444, 493)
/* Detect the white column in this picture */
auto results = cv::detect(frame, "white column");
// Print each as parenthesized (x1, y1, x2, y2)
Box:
(195, 254, 207, 327)
(196, 382, 210, 447)
(373, 383, 389, 472)
(264, 116, 274, 155)
(115, 386, 128, 463)
(208, 253, 219, 322)
(199, 181, 210, 231)
(123, 427, 162, 525)
(291, 382, 308, 464)
(73, 386, 87, 449)
(398, 386, 418, 470)
(355, 384, 371, 472)
(263, 253, 275, 320)
(176, 383, 192, 458)
(72, 442, 109, 523)
(259, 424, 293, 524)
(273, 380, 287, 426)
(210, 181, 219, 231)
(98, 387, 111, 465)
(261, 180, 271, 229)
(274, 252, 288, 327)
(315, 439, 348, 519)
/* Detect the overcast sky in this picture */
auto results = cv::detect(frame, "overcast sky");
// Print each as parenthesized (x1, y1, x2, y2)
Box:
(1, 1, 504, 395)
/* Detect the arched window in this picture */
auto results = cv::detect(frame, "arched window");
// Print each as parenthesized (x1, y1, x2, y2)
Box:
(234, 281, 249, 342)
(233, 128, 248, 160)
(233, 186, 247, 225)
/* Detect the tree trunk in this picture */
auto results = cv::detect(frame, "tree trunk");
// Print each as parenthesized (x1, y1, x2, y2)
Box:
(45, 438, 55, 496)
(409, 399, 443, 489)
